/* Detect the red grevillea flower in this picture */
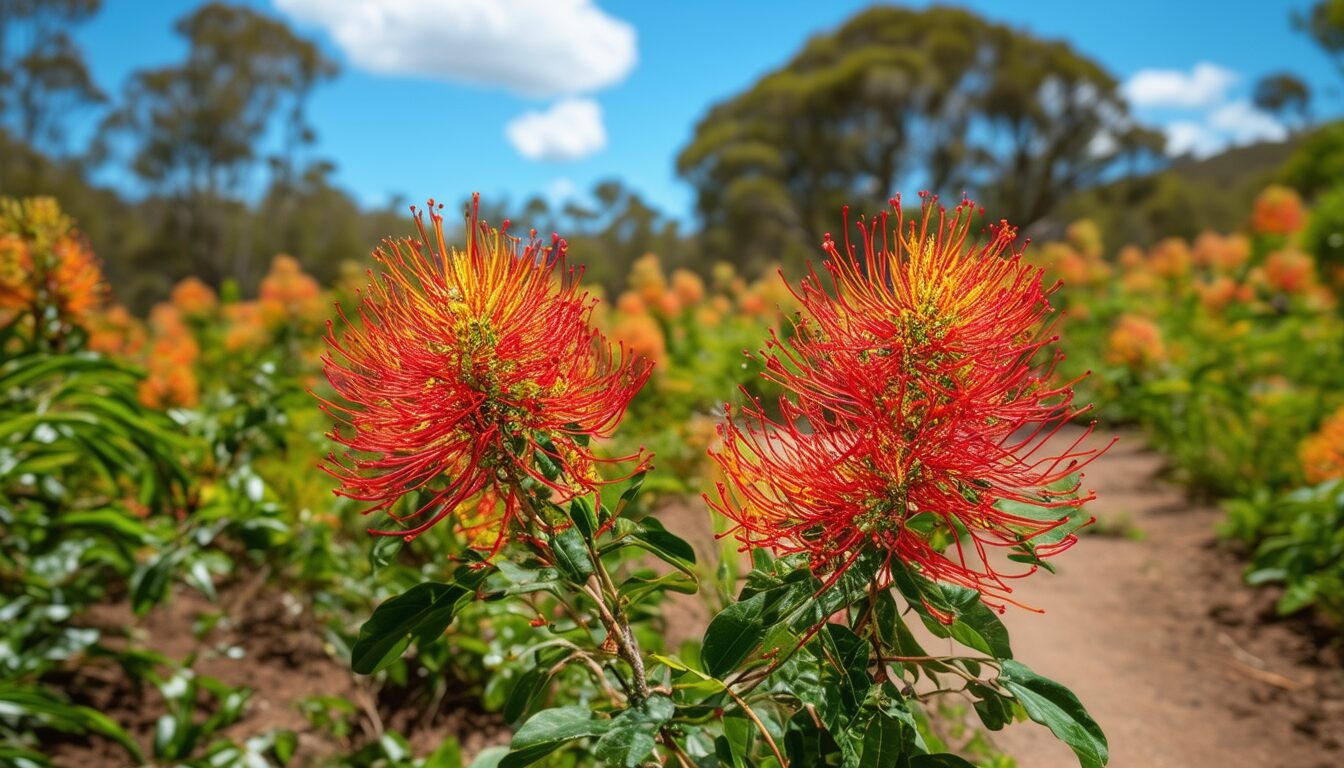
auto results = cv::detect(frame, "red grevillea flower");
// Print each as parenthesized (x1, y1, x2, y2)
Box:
(708, 194, 1107, 613)
(320, 195, 651, 552)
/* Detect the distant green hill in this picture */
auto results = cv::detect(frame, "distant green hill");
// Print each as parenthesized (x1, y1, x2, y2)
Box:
(1041, 133, 1306, 251)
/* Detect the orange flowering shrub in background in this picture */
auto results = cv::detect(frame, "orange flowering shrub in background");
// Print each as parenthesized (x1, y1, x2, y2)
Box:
(1104, 314, 1166, 371)
(1301, 405, 1344, 485)
(260, 253, 325, 328)
(0, 196, 107, 338)
(171, 276, 219, 318)
(1250, 184, 1306, 237)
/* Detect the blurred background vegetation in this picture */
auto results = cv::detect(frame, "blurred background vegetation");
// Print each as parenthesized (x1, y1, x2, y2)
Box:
(1, 0, 1339, 310)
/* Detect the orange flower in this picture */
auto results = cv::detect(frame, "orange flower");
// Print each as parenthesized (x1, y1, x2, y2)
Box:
(738, 291, 767, 316)
(1301, 405, 1344, 484)
(0, 232, 34, 311)
(1250, 185, 1305, 237)
(223, 301, 269, 352)
(1148, 237, 1191, 279)
(655, 291, 681, 317)
(147, 303, 199, 366)
(48, 235, 105, 323)
(1118, 245, 1145, 269)
(138, 364, 200, 409)
(1196, 276, 1249, 314)
(1105, 315, 1165, 370)
(171, 276, 219, 317)
(615, 290, 645, 315)
(612, 312, 666, 367)
(670, 268, 705, 306)
(88, 304, 147, 357)
(628, 253, 667, 306)
(260, 254, 324, 326)
(1262, 249, 1316, 294)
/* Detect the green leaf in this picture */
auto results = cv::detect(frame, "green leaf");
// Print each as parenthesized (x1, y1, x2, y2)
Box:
(858, 712, 907, 767)
(618, 572, 697, 606)
(351, 571, 488, 675)
(369, 535, 403, 572)
(998, 660, 1108, 768)
(593, 694, 675, 767)
(968, 682, 1014, 731)
(568, 496, 598, 540)
(909, 755, 977, 767)
(550, 526, 594, 583)
(816, 624, 871, 723)
(890, 565, 1012, 658)
(425, 736, 464, 768)
(611, 517, 698, 576)
(499, 706, 610, 767)
(702, 591, 767, 677)
(130, 549, 178, 616)
(502, 666, 548, 725)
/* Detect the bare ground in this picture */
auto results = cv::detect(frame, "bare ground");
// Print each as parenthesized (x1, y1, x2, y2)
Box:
(987, 429, 1344, 767)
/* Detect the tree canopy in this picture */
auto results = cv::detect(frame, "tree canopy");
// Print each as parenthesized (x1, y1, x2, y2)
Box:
(676, 5, 1162, 270)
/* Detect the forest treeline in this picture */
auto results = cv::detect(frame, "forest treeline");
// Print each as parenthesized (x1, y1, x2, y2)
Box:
(0, 0, 1338, 310)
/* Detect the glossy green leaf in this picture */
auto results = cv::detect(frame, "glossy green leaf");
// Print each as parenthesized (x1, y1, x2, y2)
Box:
(858, 712, 906, 767)
(999, 660, 1108, 768)
(499, 706, 610, 767)
(701, 591, 767, 677)
(568, 495, 598, 540)
(550, 526, 594, 583)
(351, 571, 487, 675)
(618, 572, 697, 606)
(593, 694, 675, 767)
(910, 754, 978, 767)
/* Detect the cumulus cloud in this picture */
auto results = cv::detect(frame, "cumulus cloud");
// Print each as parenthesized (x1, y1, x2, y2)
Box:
(1208, 100, 1289, 144)
(1164, 121, 1221, 158)
(505, 98, 606, 162)
(1119, 62, 1290, 158)
(1161, 101, 1287, 159)
(1121, 62, 1238, 109)
(273, 0, 637, 97)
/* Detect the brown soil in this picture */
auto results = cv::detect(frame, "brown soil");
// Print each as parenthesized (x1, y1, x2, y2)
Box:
(988, 428, 1344, 767)
(47, 579, 509, 766)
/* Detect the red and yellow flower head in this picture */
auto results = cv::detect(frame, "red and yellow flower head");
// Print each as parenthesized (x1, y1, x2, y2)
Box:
(320, 196, 652, 552)
(708, 194, 1105, 613)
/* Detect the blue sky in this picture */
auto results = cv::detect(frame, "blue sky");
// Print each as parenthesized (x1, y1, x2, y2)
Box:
(75, 1, 1335, 220)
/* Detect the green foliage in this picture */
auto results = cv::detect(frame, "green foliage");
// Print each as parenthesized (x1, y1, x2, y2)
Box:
(1280, 121, 1344, 200)
(1241, 481, 1344, 621)
(1302, 181, 1344, 272)
(677, 4, 1160, 271)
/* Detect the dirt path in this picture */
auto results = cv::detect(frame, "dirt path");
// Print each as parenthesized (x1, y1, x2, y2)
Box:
(988, 428, 1343, 767)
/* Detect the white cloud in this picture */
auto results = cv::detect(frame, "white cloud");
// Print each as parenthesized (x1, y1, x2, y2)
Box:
(1208, 100, 1289, 144)
(1163, 121, 1222, 158)
(1161, 101, 1287, 158)
(273, 0, 637, 97)
(1121, 62, 1238, 109)
(505, 98, 606, 161)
